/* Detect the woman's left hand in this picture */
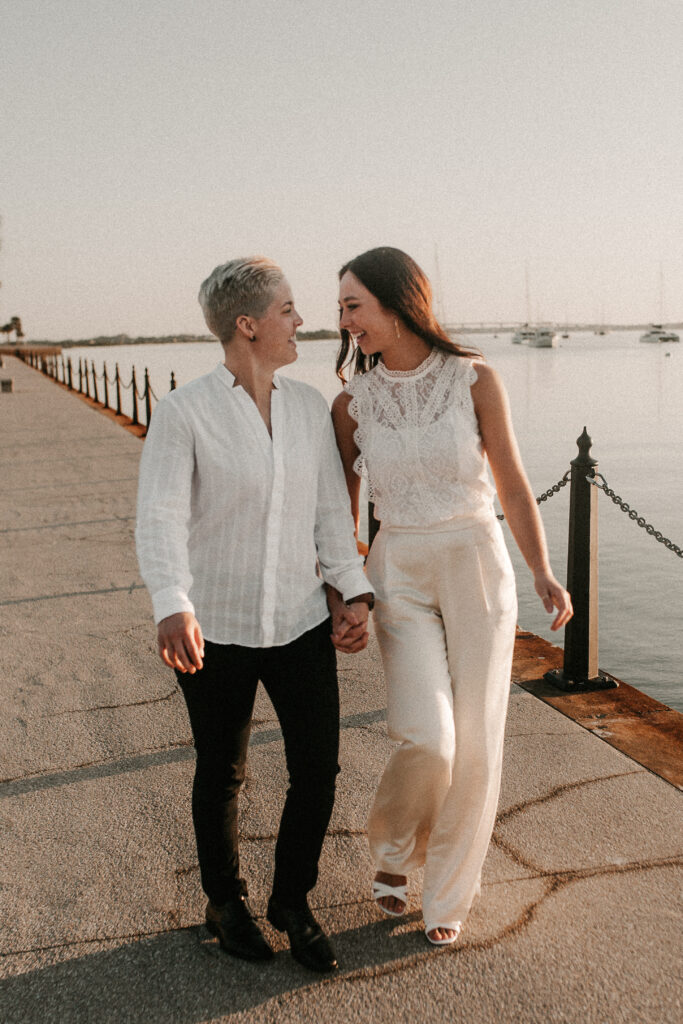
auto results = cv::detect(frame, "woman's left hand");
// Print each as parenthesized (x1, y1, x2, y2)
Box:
(534, 570, 573, 631)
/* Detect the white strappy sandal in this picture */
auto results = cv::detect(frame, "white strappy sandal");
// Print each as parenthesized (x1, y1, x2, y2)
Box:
(425, 922, 462, 946)
(371, 879, 408, 917)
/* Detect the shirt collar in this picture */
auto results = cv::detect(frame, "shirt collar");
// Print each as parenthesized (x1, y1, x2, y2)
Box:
(214, 363, 280, 390)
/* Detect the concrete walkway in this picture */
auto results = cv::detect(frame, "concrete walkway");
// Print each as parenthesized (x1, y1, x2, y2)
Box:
(1, 354, 681, 1024)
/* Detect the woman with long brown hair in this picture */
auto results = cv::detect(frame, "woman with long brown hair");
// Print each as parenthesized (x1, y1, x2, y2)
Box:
(332, 247, 572, 945)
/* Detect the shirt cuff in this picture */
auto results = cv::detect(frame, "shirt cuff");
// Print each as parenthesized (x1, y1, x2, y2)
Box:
(151, 586, 196, 625)
(334, 569, 375, 606)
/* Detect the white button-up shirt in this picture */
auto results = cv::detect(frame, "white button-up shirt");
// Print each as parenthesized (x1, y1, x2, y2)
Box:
(135, 364, 370, 648)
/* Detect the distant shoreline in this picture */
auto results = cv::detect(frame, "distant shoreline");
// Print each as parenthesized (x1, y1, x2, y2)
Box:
(23, 330, 341, 348)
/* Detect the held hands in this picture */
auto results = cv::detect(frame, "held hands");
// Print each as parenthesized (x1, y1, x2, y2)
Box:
(533, 570, 573, 631)
(157, 612, 205, 673)
(326, 587, 370, 654)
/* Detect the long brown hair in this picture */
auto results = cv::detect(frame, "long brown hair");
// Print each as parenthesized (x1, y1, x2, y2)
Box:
(336, 247, 480, 382)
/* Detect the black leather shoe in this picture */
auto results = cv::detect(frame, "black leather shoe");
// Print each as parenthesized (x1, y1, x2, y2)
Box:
(206, 896, 274, 962)
(266, 896, 338, 973)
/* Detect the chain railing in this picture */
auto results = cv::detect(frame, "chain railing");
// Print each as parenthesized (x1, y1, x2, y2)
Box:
(496, 470, 571, 521)
(17, 349, 175, 434)
(587, 472, 682, 558)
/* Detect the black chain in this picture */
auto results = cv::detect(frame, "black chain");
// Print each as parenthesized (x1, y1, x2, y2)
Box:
(587, 472, 682, 558)
(497, 470, 570, 521)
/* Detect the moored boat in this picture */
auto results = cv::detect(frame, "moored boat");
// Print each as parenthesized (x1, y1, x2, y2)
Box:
(527, 328, 557, 348)
(511, 325, 536, 345)
(639, 324, 680, 343)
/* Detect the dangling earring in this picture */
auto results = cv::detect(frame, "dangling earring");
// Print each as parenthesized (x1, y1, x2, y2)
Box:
(394, 318, 401, 341)
(250, 334, 257, 343)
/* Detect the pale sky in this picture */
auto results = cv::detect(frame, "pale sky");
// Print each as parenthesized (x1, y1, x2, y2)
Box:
(2, 0, 682, 339)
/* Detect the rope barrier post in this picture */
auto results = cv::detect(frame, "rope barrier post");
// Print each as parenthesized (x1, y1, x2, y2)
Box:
(144, 368, 152, 428)
(170, 371, 177, 391)
(102, 361, 109, 409)
(545, 427, 617, 692)
(131, 367, 139, 425)
(115, 364, 122, 415)
(91, 360, 99, 403)
(67, 357, 73, 390)
(368, 500, 380, 549)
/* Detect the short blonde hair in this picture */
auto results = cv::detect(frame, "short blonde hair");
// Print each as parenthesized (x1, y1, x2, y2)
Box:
(198, 256, 284, 341)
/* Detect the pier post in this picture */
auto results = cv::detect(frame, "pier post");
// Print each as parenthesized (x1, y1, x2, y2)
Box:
(115, 364, 122, 415)
(545, 428, 617, 692)
(67, 358, 73, 390)
(102, 362, 109, 409)
(368, 501, 380, 549)
(78, 359, 83, 394)
(91, 361, 99, 404)
(131, 368, 139, 426)
(144, 369, 152, 428)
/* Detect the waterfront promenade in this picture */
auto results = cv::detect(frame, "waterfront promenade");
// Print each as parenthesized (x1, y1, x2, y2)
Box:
(1, 354, 681, 1023)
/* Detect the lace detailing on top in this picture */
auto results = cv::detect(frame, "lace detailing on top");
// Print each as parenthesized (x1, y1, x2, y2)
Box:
(376, 347, 440, 379)
(345, 351, 494, 527)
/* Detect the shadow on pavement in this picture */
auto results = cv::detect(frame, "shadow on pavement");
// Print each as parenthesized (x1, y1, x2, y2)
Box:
(2, 914, 435, 1024)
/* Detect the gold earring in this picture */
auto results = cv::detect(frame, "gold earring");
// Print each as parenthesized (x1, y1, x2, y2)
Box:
(394, 318, 401, 341)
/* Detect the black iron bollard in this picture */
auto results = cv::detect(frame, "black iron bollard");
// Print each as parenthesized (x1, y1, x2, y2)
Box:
(115, 364, 122, 415)
(102, 361, 109, 409)
(91, 360, 99, 403)
(368, 501, 380, 550)
(170, 371, 176, 391)
(131, 367, 139, 425)
(67, 358, 73, 390)
(545, 428, 617, 692)
(144, 368, 152, 427)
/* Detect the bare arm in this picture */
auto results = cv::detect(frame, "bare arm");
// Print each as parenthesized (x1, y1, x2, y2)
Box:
(471, 363, 573, 631)
(328, 391, 370, 652)
(331, 391, 361, 535)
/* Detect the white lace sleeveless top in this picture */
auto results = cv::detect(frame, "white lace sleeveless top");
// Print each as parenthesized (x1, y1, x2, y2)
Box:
(345, 348, 495, 527)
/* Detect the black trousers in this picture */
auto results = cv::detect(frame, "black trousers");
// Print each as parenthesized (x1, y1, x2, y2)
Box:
(177, 618, 339, 908)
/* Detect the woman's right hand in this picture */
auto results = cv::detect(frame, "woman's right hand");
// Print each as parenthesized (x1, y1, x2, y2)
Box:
(533, 571, 573, 631)
(157, 612, 205, 673)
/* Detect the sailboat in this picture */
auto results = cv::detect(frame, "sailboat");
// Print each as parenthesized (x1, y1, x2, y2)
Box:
(511, 265, 557, 347)
(640, 264, 680, 343)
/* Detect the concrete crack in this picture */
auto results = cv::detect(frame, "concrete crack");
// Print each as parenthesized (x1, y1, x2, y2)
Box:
(36, 686, 180, 719)
(496, 769, 643, 827)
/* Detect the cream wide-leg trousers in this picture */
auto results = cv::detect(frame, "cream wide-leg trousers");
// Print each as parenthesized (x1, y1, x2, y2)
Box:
(365, 513, 518, 933)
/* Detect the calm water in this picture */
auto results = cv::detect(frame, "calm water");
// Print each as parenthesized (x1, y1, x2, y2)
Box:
(70, 333, 683, 711)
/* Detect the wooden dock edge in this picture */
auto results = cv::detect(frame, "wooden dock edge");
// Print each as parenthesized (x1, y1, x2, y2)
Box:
(512, 628, 683, 790)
